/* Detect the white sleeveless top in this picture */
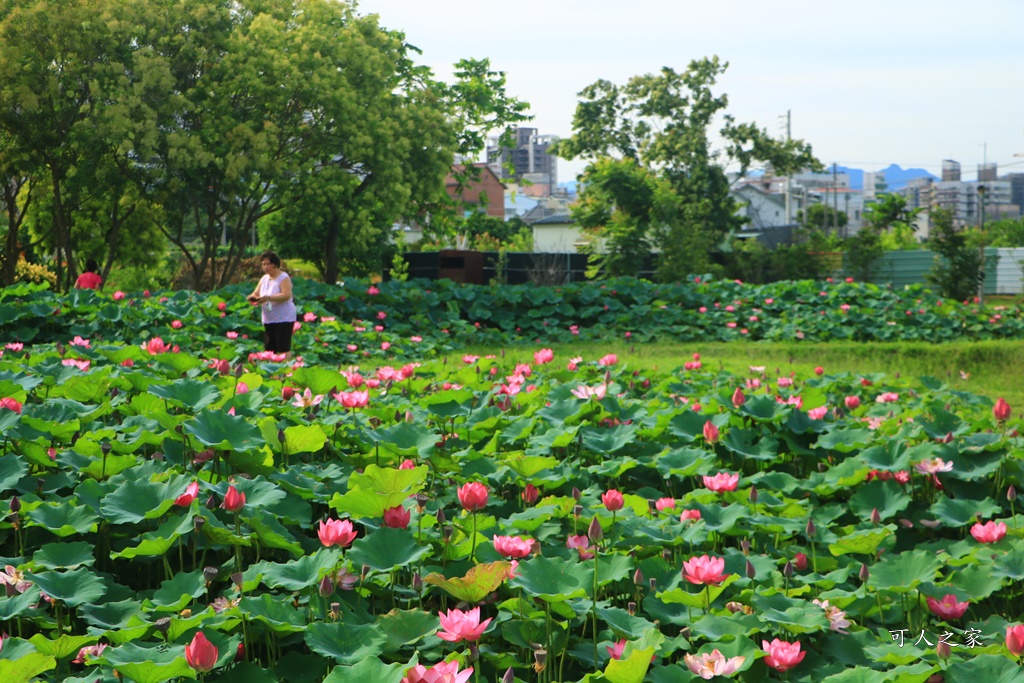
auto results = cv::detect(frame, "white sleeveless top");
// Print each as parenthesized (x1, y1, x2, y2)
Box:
(258, 272, 297, 324)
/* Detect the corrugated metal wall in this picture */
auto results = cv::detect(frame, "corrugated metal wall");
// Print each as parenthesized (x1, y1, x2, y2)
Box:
(857, 249, 1012, 295)
(992, 248, 1024, 295)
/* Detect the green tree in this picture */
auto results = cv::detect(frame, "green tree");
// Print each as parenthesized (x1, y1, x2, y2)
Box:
(926, 206, 982, 302)
(981, 217, 1024, 247)
(799, 204, 847, 233)
(557, 57, 819, 280)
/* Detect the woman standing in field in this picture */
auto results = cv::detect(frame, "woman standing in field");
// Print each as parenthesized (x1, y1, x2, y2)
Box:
(248, 251, 297, 360)
(75, 259, 103, 290)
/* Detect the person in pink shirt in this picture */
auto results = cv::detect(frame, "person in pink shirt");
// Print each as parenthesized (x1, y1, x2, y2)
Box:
(75, 259, 103, 290)
(247, 251, 297, 360)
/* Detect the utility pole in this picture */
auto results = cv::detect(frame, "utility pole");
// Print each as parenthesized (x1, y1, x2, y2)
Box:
(784, 110, 792, 225)
(978, 184, 986, 305)
(832, 162, 839, 234)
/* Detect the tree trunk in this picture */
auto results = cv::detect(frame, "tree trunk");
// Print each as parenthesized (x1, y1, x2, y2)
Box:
(1, 177, 30, 287)
(324, 207, 339, 285)
(100, 197, 135, 287)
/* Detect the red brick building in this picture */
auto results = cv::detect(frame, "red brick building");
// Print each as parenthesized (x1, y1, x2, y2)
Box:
(445, 164, 505, 219)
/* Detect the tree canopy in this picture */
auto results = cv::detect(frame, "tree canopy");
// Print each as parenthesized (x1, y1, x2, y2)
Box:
(557, 57, 819, 280)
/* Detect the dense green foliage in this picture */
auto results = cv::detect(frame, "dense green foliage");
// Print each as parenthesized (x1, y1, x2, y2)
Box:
(927, 208, 983, 302)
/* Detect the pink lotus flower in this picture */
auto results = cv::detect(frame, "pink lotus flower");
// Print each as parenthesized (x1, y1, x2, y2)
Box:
(571, 384, 607, 400)
(777, 377, 793, 388)
(794, 552, 808, 571)
(682, 555, 727, 585)
(876, 392, 899, 403)
(292, 388, 324, 409)
(367, 285, 379, 295)
(462, 355, 479, 364)
(915, 458, 953, 475)
(1007, 624, 1024, 656)
(458, 482, 488, 511)
(171, 319, 183, 329)
(813, 599, 851, 633)
(703, 420, 720, 444)
(383, 506, 411, 529)
(814, 366, 824, 375)
(684, 649, 745, 680)
(0, 397, 21, 414)
(62, 358, 90, 371)
(0, 565, 31, 593)
(402, 661, 473, 683)
(5, 343, 23, 351)
(762, 638, 806, 673)
(221, 485, 245, 512)
(567, 534, 595, 560)
(598, 353, 617, 366)
(731, 388, 745, 407)
(567, 356, 583, 371)
(844, 396, 860, 409)
(533, 348, 554, 365)
(70, 335, 90, 348)
(437, 606, 491, 643)
(175, 481, 200, 507)
(807, 406, 828, 420)
(144, 337, 172, 355)
(607, 639, 627, 660)
(521, 484, 539, 504)
(655, 497, 675, 511)
(994, 397, 1011, 421)
(703, 472, 739, 492)
(601, 489, 624, 512)
(493, 535, 534, 558)
(185, 631, 218, 673)
(72, 642, 108, 664)
(927, 594, 969, 620)
(971, 520, 1007, 543)
(680, 509, 702, 522)
(112, 291, 125, 301)
(318, 518, 357, 548)
(332, 390, 369, 409)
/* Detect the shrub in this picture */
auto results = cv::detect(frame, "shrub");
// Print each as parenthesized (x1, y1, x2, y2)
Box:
(13, 258, 56, 287)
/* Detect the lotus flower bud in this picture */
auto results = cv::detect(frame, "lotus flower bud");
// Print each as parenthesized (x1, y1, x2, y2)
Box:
(9, 496, 20, 513)
(412, 572, 422, 593)
(1009, 486, 1017, 502)
(502, 667, 515, 683)
(748, 487, 758, 504)
(746, 559, 756, 579)
(936, 639, 951, 660)
(572, 487, 582, 501)
(859, 563, 870, 582)
(633, 568, 644, 586)
(587, 517, 603, 543)
(806, 519, 816, 538)
(783, 560, 794, 577)
(234, 364, 245, 378)
(194, 516, 205, 533)
(870, 508, 882, 524)
(319, 575, 333, 597)
(435, 508, 445, 524)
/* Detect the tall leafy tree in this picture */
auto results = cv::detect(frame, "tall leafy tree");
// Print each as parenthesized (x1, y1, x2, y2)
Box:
(558, 57, 819, 280)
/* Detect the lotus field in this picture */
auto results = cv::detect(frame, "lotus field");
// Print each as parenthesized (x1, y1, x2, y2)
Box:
(1, 278, 1024, 683)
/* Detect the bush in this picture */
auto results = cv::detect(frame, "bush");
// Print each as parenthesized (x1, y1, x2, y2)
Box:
(926, 208, 983, 302)
(13, 258, 56, 287)
(722, 240, 823, 284)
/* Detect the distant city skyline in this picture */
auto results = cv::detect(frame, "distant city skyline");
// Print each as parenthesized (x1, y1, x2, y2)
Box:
(357, 0, 1024, 184)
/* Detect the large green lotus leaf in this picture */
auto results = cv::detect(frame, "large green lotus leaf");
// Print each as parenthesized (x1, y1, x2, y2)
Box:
(930, 497, 1002, 527)
(605, 643, 657, 683)
(32, 541, 96, 569)
(992, 549, 1024, 580)
(0, 653, 56, 683)
(110, 513, 194, 561)
(857, 441, 912, 470)
(655, 448, 715, 478)
(273, 652, 328, 683)
(528, 424, 580, 453)
(20, 415, 80, 441)
(503, 455, 559, 478)
(580, 423, 639, 453)
(597, 607, 658, 639)
(751, 591, 831, 632)
(55, 374, 110, 403)
(739, 395, 787, 422)
(848, 481, 911, 520)
(304, 622, 386, 664)
(26, 502, 100, 537)
(947, 450, 1005, 481)
(148, 379, 221, 411)
(118, 415, 166, 447)
(283, 424, 328, 454)
(815, 428, 874, 453)
(693, 502, 748, 533)
(196, 511, 251, 548)
(947, 654, 1024, 683)
(0, 453, 29, 491)
(948, 564, 1005, 600)
(28, 633, 97, 659)
(99, 642, 197, 683)
(80, 598, 144, 629)
(261, 548, 342, 591)
(868, 550, 942, 591)
(184, 409, 264, 452)
(291, 366, 345, 396)
(508, 556, 587, 602)
(667, 410, 709, 442)
(245, 509, 304, 557)
(330, 465, 427, 519)
(208, 661, 280, 683)
(0, 369, 43, 393)
(499, 416, 536, 443)
(26, 568, 107, 607)
(0, 590, 41, 619)
(0, 408, 20, 437)
(426, 561, 512, 603)
(687, 613, 761, 641)
(721, 429, 779, 460)
(323, 658, 406, 683)
(828, 527, 893, 556)
(240, 593, 308, 634)
(348, 528, 430, 573)
(360, 423, 438, 457)
(100, 480, 177, 524)
(579, 553, 634, 587)
(375, 609, 439, 653)
(232, 477, 287, 510)
(146, 569, 206, 610)
(657, 574, 739, 609)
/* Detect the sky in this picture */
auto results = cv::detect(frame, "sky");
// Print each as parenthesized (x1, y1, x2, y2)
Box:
(355, 0, 1024, 185)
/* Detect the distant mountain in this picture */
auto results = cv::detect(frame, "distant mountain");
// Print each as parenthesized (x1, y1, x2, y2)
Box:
(836, 164, 938, 191)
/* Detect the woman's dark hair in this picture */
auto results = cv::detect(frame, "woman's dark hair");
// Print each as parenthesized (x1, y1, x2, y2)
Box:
(260, 251, 281, 267)
(85, 259, 98, 273)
